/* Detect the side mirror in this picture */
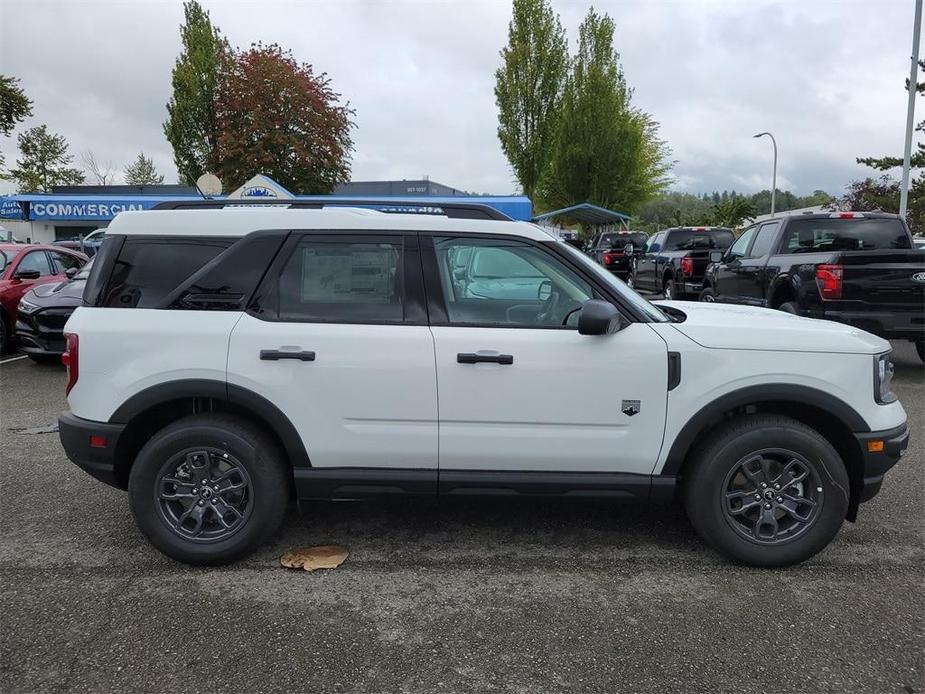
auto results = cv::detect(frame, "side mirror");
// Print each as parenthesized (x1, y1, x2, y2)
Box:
(13, 269, 41, 281)
(65, 267, 78, 279)
(709, 250, 724, 264)
(623, 243, 634, 255)
(578, 299, 626, 336)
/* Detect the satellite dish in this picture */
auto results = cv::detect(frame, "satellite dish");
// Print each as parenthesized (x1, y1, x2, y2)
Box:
(196, 173, 223, 197)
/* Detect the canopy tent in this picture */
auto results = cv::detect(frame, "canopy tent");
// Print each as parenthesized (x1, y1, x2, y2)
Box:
(532, 202, 632, 229)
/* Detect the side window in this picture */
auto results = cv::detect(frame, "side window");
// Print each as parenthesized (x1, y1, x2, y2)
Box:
(50, 251, 83, 274)
(727, 227, 757, 258)
(645, 233, 664, 254)
(102, 237, 232, 308)
(277, 237, 403, 323)
(433, 237, 595, 328)
(748, 222, 780, 258)
(16, 251, 53, 277)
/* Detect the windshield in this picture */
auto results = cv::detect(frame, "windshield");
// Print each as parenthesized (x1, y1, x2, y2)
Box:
(665, 229, 734, 251)
(557, 240, 669, 322)
(74, 257, 95, 280)
(782, 218, 911, 253)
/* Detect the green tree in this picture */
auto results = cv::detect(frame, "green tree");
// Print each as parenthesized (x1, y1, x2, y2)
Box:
(124, 152, 165, 185)
(494, 0, 568, 201)
(163, 1, 227, 185)
(0, 74, 34, 175)
(0, 75, 32, 136)
(539, 8, 671, 215)
(212, 43, 354, 193)
(712, 196, 755, 228)
(8, 125, 84, 192)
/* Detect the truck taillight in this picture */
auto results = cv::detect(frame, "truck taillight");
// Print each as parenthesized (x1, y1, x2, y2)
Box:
(62, 333, 79, 395)
(816, 264, 843, 300)
(680, 256, 694, 277)
(603, 251, 622, 265)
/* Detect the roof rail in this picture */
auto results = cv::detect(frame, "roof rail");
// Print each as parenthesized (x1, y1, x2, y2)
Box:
(150, 198, 513, 221)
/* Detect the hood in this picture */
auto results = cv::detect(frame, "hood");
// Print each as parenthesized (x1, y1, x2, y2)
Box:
(25, 279, 86, 307)
(655, 300, 890, 354)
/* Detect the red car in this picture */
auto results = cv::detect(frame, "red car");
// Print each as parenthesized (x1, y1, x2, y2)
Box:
(0, 244, 88, 354)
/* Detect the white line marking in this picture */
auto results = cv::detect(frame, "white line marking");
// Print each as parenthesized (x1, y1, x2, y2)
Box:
(0, 355, 28, 364)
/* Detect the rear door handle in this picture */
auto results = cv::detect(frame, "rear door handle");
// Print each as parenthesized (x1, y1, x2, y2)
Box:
(260, 349, 316, 361)
(457, 352, 514, 365)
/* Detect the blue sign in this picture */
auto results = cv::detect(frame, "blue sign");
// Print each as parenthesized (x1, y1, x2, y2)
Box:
(0, 199, 24, 220)
(29, 199, 154, 221)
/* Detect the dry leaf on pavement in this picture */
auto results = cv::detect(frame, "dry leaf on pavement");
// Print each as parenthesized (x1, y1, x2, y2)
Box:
(280, 545, 349, 571)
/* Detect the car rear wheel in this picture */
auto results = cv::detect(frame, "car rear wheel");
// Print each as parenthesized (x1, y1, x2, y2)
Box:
(663, 278, 676, 300)
(128, 413, 290, 565)
(683, 414, 849, 567)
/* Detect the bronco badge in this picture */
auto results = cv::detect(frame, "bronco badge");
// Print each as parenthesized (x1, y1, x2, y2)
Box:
(621, 400, 641, 416)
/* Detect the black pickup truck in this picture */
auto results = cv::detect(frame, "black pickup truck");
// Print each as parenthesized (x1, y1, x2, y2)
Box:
(701, 212, 925, 360)
(629, 226, 735, 299)
(587, 231, 648, 280)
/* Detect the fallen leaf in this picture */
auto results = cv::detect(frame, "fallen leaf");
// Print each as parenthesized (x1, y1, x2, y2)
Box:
(280, 545, 348, 571)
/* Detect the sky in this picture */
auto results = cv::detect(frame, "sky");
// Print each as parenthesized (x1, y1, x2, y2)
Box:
(0, 0, 921, 200)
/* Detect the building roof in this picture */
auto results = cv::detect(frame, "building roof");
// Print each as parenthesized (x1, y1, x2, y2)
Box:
(106, 207, 554, 240)
(532, 202, 632, 226)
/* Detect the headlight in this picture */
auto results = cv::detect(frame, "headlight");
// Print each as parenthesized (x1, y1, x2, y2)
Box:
(18, 298, 40, 314)
(874, 352, 896, 404)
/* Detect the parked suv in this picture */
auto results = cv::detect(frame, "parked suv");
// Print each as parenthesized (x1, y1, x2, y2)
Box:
(701, 212, 925, 361)
(59, 202, 908, 567)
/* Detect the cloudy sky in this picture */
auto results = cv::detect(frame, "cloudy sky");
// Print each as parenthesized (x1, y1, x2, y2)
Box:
(0, 0, 920, 200)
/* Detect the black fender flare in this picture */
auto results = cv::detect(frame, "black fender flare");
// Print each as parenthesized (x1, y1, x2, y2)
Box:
(660, 383, 868, 476)
(109, 379, 310, 468)
(767, 273, 799, 307)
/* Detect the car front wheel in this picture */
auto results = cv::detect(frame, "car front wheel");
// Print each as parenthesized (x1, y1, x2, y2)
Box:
(683, 414, 849, 567)
(699, 286, 716, 302)
(128, 413, 290, 565)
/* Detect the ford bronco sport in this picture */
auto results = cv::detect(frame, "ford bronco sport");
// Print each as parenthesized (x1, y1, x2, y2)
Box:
(58, 200, 909, 566)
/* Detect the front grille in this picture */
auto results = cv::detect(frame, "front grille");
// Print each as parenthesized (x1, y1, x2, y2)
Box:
(33, 308, 75, 332)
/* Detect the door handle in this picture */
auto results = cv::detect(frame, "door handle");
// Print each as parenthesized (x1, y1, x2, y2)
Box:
(260, 349, 316, 361)
(457, 352, 514, 365)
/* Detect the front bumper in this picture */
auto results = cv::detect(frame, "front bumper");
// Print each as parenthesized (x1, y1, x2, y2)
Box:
(58, 411, 126, 489)
(15, 308, 72, 355)
(854, 422, 910, 503)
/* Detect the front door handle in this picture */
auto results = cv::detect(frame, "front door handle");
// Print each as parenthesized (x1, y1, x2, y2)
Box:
(260, 349, 316, 361)
(457, 352, 514, 365)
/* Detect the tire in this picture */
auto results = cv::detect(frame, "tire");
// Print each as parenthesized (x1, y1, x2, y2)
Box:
(683, 414, 849, 567)
(626, 266, 636, 289)
(778, 301, 800, 315)
(663, 278, 676, 300)
(916, 340, 924, 364)
(128, 413, 290, 566)
(699, 286, 716, 302)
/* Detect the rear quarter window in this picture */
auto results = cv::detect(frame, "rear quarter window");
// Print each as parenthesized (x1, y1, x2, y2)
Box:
(664, 229, 734, 251)
(100, 236, 233, 308)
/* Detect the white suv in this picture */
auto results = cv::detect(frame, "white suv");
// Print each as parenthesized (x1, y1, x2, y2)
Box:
(58, 201, 909, 566)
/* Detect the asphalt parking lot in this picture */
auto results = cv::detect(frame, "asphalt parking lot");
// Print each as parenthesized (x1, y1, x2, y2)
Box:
(1, 342, 922, 694)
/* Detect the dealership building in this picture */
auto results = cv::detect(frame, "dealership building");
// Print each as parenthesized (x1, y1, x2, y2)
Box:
(0, 176, 532, 244)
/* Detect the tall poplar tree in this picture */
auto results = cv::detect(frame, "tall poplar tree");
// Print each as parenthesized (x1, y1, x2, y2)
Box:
(539, 8, 671, 214)
(163, 1, 227, 185)
(494, 0, 568, 201)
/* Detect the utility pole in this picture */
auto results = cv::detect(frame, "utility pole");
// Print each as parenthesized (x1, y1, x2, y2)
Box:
(900, 0, 922, 218)
(754, 132, 778, 216)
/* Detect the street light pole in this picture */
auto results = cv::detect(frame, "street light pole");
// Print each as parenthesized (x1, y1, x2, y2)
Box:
(754, 132, 778, 217)
(899, 0, 922, 218)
